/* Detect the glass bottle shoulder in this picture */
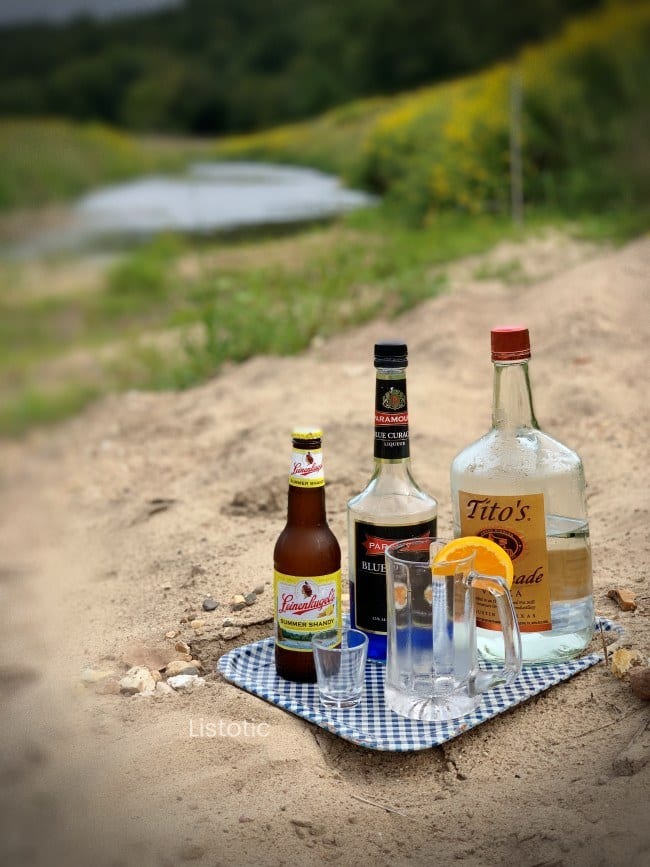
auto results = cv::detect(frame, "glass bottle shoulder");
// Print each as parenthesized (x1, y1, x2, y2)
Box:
(451, 426, 584, 480)
(348, 460, 438, 522)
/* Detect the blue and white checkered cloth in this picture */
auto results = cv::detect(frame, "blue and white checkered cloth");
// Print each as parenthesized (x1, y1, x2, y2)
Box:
(217, 617, 622, 751)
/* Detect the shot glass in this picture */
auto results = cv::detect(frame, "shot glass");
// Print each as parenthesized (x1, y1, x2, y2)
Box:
(311, 628, 368, 709)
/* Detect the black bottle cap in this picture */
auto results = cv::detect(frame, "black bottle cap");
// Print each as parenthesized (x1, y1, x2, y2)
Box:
(374, 340, 408, 368)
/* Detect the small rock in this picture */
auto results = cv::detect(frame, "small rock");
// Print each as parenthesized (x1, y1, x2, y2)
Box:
(167, 674, 205, 691)
(231, 594, 247, 611)
(165, 660, 201, 678)
(202, 597, 219, 612)
(611, 648, 645, 679)
(629, 667, 650, 700)
(80, 668, 114, 684)
(220, 626, 243, 640)
(155, 681, 176, 696)
(175, 640, 191, 655)
(607, 587, 638, 612)
(189, 619, 205, 630)
(222, 617, 234, 628)
(165, 630, 179, 639)
(119, 666, 158, 695)
(244, 592, 257, 606)
(253, 584, 265, 595)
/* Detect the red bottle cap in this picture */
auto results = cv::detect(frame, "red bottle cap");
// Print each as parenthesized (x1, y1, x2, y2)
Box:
(491, 325, 531, 361)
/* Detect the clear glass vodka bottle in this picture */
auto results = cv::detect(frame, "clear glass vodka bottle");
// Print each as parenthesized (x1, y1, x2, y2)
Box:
(348, 340, 438, 661)
(450, 326, 594, 664)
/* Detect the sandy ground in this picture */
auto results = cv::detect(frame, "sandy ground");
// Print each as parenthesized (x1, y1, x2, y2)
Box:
(0, 232, 649, 867)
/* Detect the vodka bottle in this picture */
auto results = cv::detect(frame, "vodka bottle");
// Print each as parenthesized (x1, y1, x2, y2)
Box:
(348, 340, 438, 661)
(450, 326, 594, 664)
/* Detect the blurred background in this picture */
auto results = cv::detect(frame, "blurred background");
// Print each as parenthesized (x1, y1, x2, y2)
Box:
(0, 0, 648, 436)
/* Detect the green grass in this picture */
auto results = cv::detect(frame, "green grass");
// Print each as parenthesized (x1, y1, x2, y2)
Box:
(2, 205, 642, 437)
(0, 119, 218, 211)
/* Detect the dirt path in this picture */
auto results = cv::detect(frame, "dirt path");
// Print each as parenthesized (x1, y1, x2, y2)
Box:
(1, 233, 648, 867)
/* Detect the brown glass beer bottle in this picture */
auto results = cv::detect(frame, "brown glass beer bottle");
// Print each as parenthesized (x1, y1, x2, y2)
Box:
(274, 427, 342, 682)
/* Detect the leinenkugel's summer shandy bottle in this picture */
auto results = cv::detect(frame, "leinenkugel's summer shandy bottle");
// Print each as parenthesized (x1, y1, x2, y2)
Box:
(274, 427, 342, 682)
(450, 326, 594, 664)
(348, 341, 438, 661)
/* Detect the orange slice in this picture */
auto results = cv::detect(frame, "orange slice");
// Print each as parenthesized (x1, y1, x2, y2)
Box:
(432, 536, 514, 590)
(394, 582, 408, 610)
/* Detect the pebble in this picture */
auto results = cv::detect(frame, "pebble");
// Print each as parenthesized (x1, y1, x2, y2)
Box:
(175, 640, 191, 655)
(165, 660, 201, 678)
(155, 681, 176, 697)
(167, 674, 206, 691)
(165, 630, 179, 639)
(220, 626, 243, 640)
(189, 619, 205, 630)
(231, 594, 247, 611)
(244, 592, 257, 606)
(80, 668, 114, 684)
(119, 666, 158, 695)
(222, 617, 234, 627)
(202, 597, 219, 612)
(253, 584, 265, 595)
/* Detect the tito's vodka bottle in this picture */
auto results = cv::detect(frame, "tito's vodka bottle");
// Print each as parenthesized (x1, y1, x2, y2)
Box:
(348, 340, 438, 661)
(450, 326, 594, 664)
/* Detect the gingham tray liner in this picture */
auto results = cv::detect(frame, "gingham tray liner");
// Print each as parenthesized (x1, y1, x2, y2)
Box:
(217, 617, 621, 752)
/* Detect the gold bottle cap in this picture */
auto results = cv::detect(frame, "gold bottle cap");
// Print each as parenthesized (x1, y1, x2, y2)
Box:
(292, 426, 323, 441)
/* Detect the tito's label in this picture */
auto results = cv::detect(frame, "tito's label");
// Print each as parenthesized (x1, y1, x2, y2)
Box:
(274, 569, 341, 651)
(353, 519, 436, 634)
(458, 491, 551, 632)
(289, 446, 324, 488)
(374, 375, 410, 460)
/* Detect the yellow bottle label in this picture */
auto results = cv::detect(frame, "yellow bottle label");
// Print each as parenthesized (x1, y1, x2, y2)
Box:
(458, 491, 551, 632)
(274, 569, 342, 651)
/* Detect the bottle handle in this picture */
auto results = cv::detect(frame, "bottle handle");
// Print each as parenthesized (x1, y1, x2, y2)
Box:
(465, 572, 522, 693)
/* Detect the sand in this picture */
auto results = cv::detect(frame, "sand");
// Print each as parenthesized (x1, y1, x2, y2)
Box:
(1, 232, 648, 867)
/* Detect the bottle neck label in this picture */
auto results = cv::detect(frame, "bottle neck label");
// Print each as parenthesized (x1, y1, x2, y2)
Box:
(289, 446, 324, 488)
(374, 374, 410, 460)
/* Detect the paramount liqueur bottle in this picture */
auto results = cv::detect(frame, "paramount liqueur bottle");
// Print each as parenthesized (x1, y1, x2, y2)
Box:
(450, 326, 594, 664)
(348, 341, 438, 661)
(274, 427, 342, 682)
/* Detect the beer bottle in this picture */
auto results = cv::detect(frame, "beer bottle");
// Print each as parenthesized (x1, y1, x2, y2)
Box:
(274, 427, 342, 682)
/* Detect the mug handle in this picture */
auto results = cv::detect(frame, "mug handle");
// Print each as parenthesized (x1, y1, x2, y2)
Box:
(465, 572, 522, 694)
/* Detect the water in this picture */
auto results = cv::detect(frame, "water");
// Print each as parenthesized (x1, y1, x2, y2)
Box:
(478, 515, 594, 664)
(6, 161, 376, 256)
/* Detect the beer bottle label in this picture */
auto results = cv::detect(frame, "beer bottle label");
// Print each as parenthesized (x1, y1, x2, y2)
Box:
(289, 446, 324, 488)
(458, 490, 552, 632)
(274, 569, 342, 651)
(374, 375, 410, 460)
(352, 519, 436, 634)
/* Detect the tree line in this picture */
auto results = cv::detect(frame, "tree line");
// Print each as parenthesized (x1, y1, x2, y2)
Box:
(0, 0, 603, 134)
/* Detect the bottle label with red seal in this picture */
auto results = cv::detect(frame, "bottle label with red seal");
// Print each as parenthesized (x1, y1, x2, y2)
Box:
(374, 375, 410, 460)
(352, 518, 436, 634)
(289, 446, 324, 488)
(458, 490, 552, 632)
(274, 569, 342, 651)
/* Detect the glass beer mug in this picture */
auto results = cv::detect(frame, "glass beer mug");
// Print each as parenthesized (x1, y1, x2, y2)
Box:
(384, 538, 522, 722)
